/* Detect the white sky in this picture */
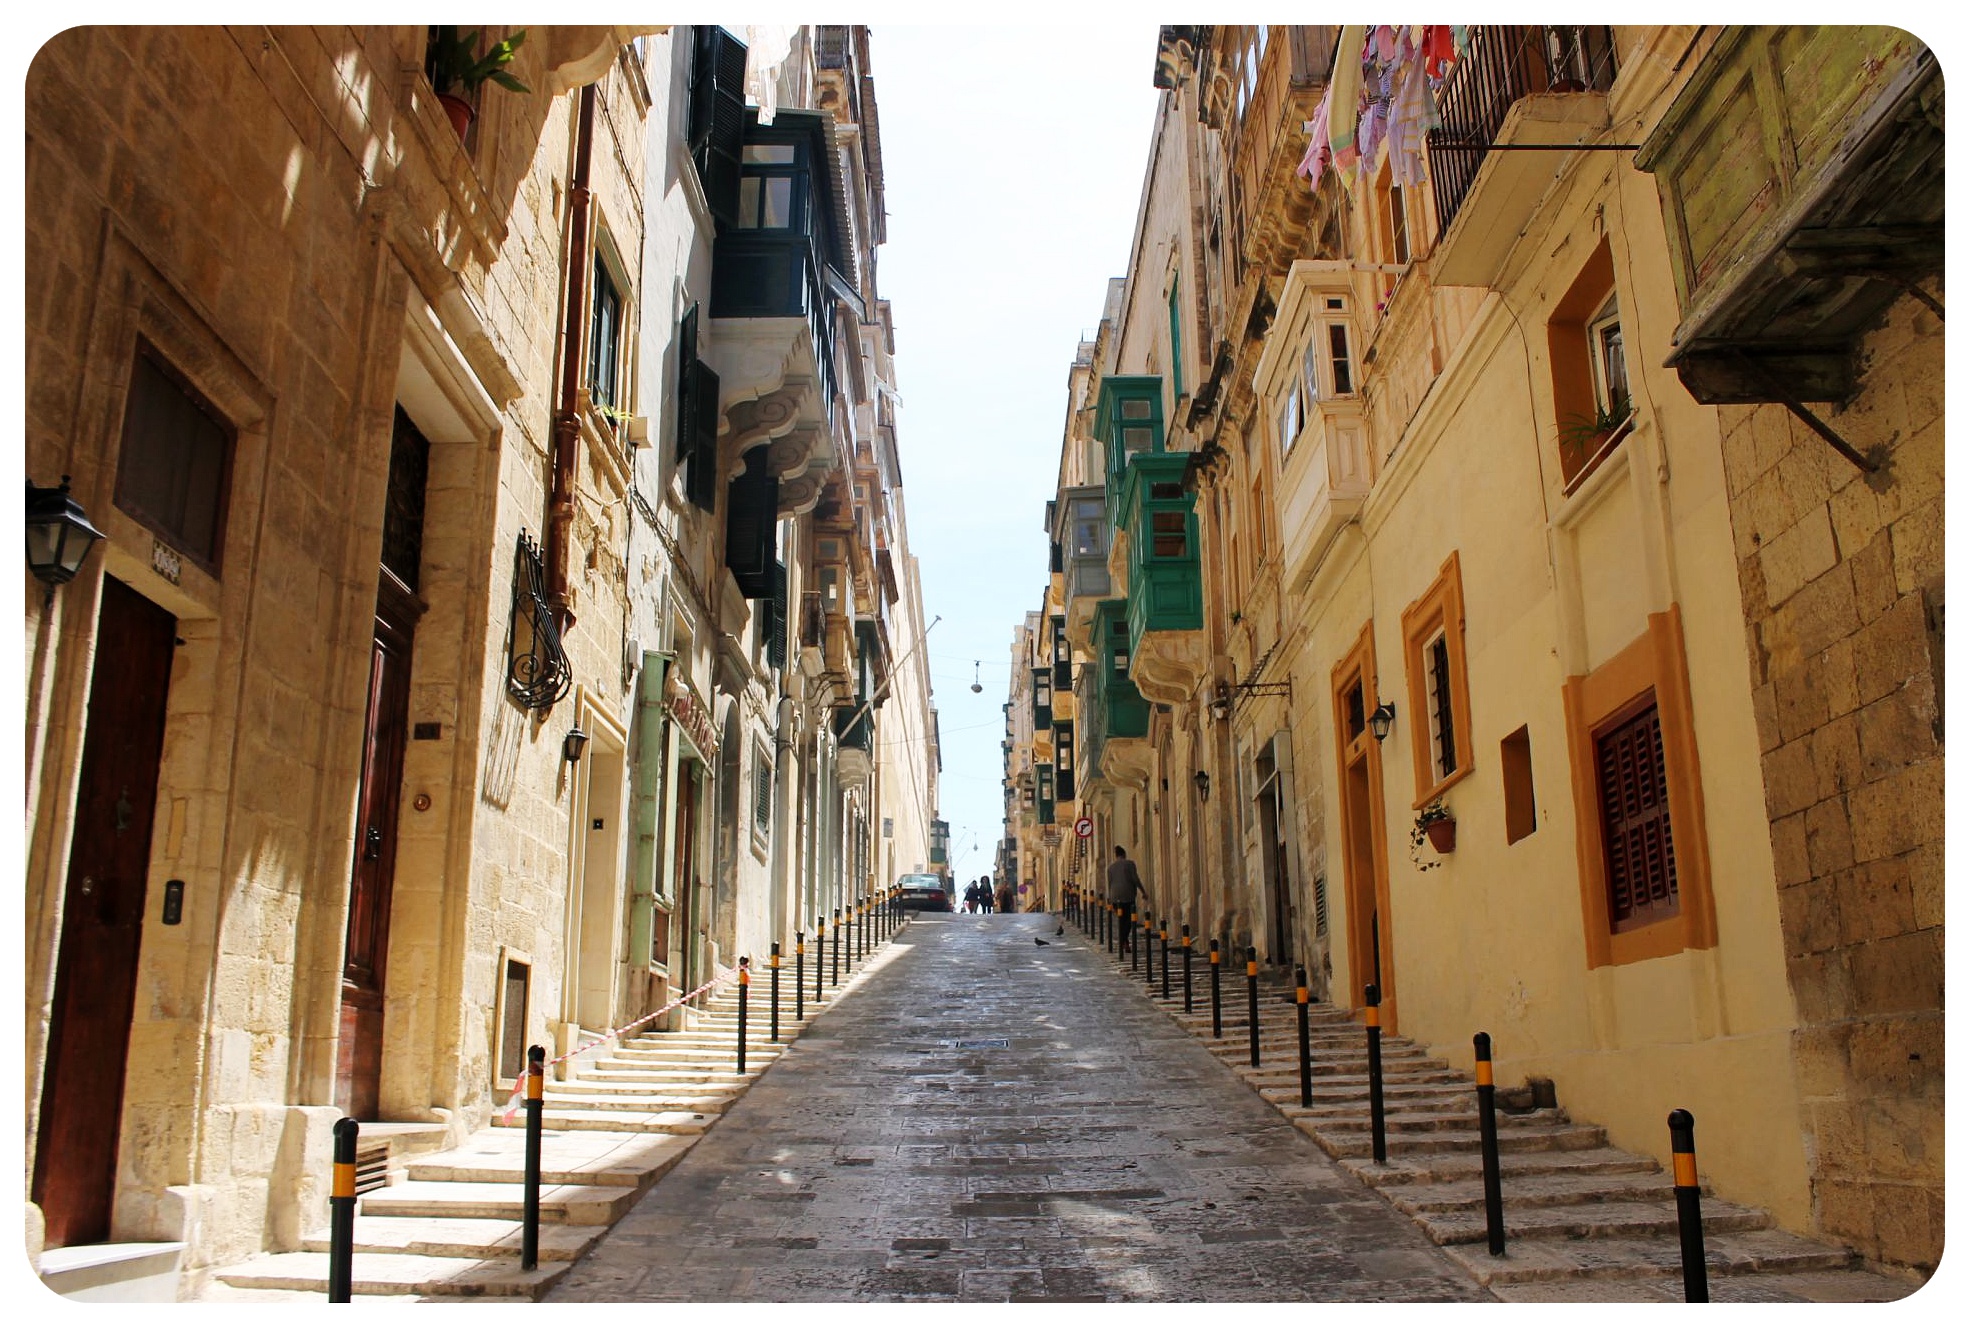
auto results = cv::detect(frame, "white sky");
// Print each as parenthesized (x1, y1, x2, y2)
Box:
(872, 24, 1162, 885)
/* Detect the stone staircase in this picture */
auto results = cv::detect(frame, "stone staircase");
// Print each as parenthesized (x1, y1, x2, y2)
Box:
(1095, 933, 1913, 1303)
(204, 928, 898, 1301)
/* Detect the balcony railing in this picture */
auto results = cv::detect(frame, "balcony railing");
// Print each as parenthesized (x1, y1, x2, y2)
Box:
(1428, 26, 1617, 233)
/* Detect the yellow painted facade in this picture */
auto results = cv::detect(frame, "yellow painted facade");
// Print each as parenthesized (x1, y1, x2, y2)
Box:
(1012, 25, 1940, 1272)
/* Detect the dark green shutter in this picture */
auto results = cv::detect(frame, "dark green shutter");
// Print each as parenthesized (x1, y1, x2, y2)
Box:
(690, 26, 748, 227)
(675, 305, 698, 465)
(685, 359, 720, 512)
(766, 561, 788, 670)
(724, 448, 778, 597)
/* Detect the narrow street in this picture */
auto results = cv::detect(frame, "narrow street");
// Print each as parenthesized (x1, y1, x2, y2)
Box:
(547, 912, 1488, 1303)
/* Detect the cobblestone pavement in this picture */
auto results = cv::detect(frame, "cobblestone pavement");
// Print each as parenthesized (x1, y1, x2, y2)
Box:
(547, 912, 1492, 1302)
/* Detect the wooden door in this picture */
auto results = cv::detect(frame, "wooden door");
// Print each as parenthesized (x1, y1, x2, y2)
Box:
(336, 576, 417, 1120)
(672, 769, 698, 989)
(34, 577, 177, 1248)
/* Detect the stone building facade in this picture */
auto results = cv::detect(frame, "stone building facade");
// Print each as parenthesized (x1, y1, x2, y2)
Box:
(1010, 24, 1940, 1276)
(24, 23, 940, 1296)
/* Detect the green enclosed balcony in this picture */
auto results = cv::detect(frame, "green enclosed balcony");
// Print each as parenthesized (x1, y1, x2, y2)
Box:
(1090, 598, 1153, 786)
(1116, 453, 1207, 703)
(1095, 376, 1166, 529)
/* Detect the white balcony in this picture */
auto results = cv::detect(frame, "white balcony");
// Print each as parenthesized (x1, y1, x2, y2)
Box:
(1279, 398, 1370, 592)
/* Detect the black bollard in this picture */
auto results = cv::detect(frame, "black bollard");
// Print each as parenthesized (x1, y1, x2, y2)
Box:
(1474, 1033, 1506, 1256)
(1365, 983, 1387, 1164)
(521, 1044, 544, 1270)
(1669, 1110, 1709, 1302)
(736, 959, 750, 1075)
(770, 942, 782, 1042)
(796, 932, 806, 1022)
(1148, 918, 1161, 993)
(815, 916, 826, 1005)
(1159, 920, 1171, 999)
(832, 908, 841, 986)
(328, 1116, 358, 1301)
(1210, 939, 1223, 1039)
(1182, 926, 1194, 1014)
(1297, 965, 1313, 1108)
(1130, 911, 1141, 974)
(1246, 948, 1261, 1067)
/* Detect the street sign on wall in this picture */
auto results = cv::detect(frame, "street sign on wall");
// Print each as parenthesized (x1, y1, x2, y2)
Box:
(1073, 816, 1093, 839)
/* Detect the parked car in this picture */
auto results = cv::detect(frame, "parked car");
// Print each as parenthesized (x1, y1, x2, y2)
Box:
(894, 873, 952, 912)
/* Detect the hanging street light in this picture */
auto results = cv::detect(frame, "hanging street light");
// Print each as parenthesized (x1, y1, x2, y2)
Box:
(25, 476, 106, 609)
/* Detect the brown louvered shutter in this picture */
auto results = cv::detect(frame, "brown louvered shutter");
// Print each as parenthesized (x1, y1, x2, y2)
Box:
(675, 304, 698, 465)
(1594, 701, 1679, 933)
(724, 448, 778, 597)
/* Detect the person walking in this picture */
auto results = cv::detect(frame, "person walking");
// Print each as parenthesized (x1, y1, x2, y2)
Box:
(996, 880, 1014, 915)
(979, 872, 994, 914)
(1106, 845, 1149, 956)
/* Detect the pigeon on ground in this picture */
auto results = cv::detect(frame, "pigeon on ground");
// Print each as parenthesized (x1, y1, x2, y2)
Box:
(1055, 925, 1065, 936)
(1034, 937, 1051, 946)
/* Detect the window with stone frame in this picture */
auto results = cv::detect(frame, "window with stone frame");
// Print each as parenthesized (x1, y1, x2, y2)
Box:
(114, 343, 235, 574)
(1400, 551, 1473, 805)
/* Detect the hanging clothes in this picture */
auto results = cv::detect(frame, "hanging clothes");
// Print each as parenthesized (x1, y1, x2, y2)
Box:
(1296, 80, 1335, 190)
(1326, 24, 1367, 173)
(1386, 54, 1436, 186)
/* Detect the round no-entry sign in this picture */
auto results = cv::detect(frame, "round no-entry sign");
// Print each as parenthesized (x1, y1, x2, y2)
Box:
(1073, 816, 1093, 839)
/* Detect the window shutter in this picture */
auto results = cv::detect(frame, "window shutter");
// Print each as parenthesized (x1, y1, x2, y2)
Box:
(1595, 702, 1679, 932)
(685, 358, 720, 512)
(753, 753, 773, 833)
(724, 448, 778, 597)
(690, 26, 749, 227)
(675, 305, 698, 465)
(766, 560, 788, 670)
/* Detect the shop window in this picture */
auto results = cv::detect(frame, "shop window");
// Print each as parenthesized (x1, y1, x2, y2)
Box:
(115, 345, 235, 573)
(1401, 552, 1473, 804)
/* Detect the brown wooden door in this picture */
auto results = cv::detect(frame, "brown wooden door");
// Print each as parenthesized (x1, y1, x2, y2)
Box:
(336, 576, 418, 1120)
(672, 769, 698, 989)
(33, 577, 177, 1248)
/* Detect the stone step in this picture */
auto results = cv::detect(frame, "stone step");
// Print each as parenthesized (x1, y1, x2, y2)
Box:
(1277, 1105, 1572, 1136)
(1384, 1168, 1701, 1214)
(1440, 1228, 1854, 1286)
(599, 1046, 780, 1065)
(1418, 1197, 1772, 1245)
(550, 1079, 738, 1102)
(359, 1179, 640, 1226)
(543, 1091, 731, 1116)
(581, 1065, 752, 1083)
(1341, 1147, 1663, 1187)
(1307, 1121, 1608, 1158)
(408, 1130, 698, 1188)
(299, 1216, 607, 1262)
(213, 1251, 566, 1300)
(519, 1108, 716, 1134)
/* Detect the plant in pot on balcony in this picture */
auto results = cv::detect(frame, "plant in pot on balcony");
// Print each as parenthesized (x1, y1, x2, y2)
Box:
(1410, 797, 1456, 868)
(429, 26, 530, 139)
(1556, 393, 1632, 473)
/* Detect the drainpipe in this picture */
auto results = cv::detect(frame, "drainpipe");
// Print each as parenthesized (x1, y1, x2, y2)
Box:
(769, 694, 796, 946)
(548, 85, 597, 631)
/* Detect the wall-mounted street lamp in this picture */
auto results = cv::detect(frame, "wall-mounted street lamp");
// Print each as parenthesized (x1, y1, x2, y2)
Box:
(26, 476, 105, 608)
(562, 725, 590, 764)
(1368, 702, 1397, 742)
(1192, 769, 1211, 800)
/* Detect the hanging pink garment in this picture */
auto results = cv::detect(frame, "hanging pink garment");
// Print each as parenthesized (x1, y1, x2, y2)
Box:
(1297, 82, 1335, 189)
(1387, 55, 1435, 186)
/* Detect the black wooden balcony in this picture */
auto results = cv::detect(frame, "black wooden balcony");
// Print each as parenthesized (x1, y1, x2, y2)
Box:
(1428, 26, 1617, 234)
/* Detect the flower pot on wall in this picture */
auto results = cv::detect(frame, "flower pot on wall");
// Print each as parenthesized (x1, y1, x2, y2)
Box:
(438, 93, 475, 140)
(1424, 817, 1457, 853)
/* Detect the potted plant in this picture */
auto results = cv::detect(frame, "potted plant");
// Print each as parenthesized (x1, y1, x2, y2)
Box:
(1412, 798, 1456, 860)
(429, 26, 530, 139)
(1557, 393, 1632, 473)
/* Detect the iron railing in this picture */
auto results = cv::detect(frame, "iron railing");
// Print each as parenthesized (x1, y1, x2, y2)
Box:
(1428, 26, 1618, 233)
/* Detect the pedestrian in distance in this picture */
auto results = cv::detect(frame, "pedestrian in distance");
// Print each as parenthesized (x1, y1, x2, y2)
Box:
(997, 881, 1014, 915)
(1106, 845, 1150, 956)
(980, 872, 994, 914)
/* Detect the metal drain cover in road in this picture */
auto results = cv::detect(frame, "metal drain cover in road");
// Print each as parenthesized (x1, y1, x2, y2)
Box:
(946, 1038, 1009, 1049)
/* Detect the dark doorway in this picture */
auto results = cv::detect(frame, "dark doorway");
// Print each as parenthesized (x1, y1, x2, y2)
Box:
(34, 576, 177, 1248)
(336, 575, 418, 1119)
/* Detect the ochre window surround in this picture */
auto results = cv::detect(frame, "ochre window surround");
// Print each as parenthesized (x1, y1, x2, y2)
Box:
(1559, 606, 1718, 968)
(1400, 551, 1474, 808)
(1547, 237, 1632, 491)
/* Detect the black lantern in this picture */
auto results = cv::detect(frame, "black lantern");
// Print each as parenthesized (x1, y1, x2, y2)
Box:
(562, 725, 590, 764)
(1368, 701, 1397, 742)
(1192, 769, 1210, 800)
(26, 476, 106, 606)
